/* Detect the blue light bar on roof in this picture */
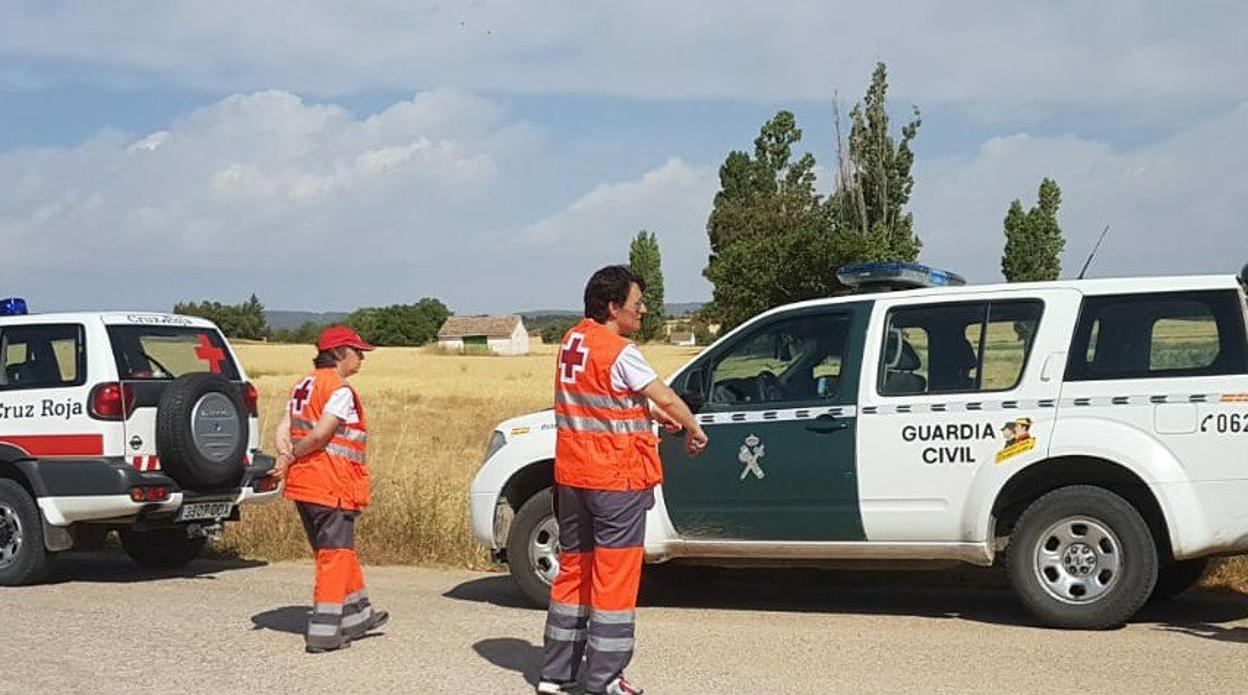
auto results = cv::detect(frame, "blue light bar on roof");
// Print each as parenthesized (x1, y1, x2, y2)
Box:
(0, 298, 29, 316)
(837, 262, 966, 292)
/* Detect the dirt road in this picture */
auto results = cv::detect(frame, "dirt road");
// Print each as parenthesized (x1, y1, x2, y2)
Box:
(4, 554, 1247, 694)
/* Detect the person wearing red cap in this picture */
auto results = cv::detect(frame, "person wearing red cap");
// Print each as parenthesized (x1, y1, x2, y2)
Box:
(273, 325, 388, 653)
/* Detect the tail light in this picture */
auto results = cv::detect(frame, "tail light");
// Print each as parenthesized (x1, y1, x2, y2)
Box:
(89, 382, 136, 420)
(242, 382, 259, 417)
(254, 476, 281, 493)
(129, 485, 170, 502)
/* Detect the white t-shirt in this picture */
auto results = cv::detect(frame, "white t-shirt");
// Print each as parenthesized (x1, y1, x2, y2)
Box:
(324, 386, 360, 424)
(610, 344, 658, 393)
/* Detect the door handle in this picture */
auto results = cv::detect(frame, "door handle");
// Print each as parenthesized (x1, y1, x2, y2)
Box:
(806, 415, 850, 434)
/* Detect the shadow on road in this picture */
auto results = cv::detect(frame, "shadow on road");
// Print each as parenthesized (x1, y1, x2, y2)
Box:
(251, 605, 309, 635)
(446, 565, 1248, 634)
(472, 638, 542, 686)
(444, 575, 543, 612)
(46, 550, 266, 585)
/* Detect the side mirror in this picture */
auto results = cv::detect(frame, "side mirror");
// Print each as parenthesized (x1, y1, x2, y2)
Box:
(680, 369, 706, 413)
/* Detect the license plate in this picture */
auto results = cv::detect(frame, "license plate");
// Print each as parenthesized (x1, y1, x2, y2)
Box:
(176, 502, 233, 522)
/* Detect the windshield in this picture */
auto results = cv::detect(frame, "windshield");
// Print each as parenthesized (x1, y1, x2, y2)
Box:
(107, 325, 240, 380)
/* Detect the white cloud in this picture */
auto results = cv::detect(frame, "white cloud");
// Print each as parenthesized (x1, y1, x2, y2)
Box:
(0, 89, 525, 270)
(496, 158, 718, 304)
(2, 2, 1245, 119)
(911, 103, 1248, 282)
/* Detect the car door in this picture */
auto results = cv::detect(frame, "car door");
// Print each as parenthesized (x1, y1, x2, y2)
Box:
(659, 301, 870, 541)
(855, 289, 1082, 542)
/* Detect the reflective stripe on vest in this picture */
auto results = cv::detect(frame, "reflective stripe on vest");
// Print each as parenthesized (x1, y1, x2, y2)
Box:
(555, 413, 651, 434)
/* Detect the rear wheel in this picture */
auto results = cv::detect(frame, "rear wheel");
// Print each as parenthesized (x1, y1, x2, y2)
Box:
(118, 527, 206, 568)
(0, 478, 52, 586)
(506, 488, 558, 608)
(1150, 558, 1209, 602)
(1006, 485, 1157, 629)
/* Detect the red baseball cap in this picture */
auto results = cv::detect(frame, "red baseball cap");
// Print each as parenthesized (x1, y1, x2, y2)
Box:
(317, 326, 375, 352)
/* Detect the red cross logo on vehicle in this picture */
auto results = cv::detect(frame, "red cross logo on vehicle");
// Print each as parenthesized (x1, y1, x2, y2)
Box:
(559, 333, 589, 384)
(291, 377, 315, 415)
(194, 333, 226, 374)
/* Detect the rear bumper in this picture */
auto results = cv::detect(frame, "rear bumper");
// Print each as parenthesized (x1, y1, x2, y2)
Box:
(19, 452, 282, 527)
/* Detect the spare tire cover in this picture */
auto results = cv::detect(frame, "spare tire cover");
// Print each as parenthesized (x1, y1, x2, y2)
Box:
(156, 373, 248, 490)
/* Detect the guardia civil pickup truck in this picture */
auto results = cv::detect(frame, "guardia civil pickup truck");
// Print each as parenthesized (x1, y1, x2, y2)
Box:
(470, 263, 1248, 629)
(0, 301, 279, 585)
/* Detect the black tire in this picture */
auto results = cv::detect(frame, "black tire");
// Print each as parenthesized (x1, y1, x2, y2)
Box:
(1006, 485, 1157, 629)
(506, 488, 558, 608)
(156, 373, 248, 490)
(1150, 557, 1209, 602)
(0, 478, 53, 586)
(118, 527, 207, 568)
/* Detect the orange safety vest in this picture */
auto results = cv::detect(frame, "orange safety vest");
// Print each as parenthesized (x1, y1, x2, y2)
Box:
(554, 318, 662, 491)
(283, 368, 370, 510)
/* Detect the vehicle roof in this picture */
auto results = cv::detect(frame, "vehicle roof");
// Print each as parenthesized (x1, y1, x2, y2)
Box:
(0, 311, 219, 329)
(748, 274, 1243, 322)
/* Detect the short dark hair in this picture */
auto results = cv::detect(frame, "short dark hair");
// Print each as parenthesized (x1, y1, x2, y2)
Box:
(313, 347, 349, 368)
(583, 265, 645, 323)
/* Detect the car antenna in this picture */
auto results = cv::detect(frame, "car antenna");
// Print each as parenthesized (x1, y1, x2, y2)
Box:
(1077, 225, 1111, 280)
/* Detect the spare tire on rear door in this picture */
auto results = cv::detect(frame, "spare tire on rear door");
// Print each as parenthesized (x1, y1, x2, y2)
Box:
(156, 373, 248, 490)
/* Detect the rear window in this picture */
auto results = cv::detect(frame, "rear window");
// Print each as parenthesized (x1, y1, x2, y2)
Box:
(107, 326, 240, 380)
(0, 324, 86, 390)
(1066, 290, 1248, 381)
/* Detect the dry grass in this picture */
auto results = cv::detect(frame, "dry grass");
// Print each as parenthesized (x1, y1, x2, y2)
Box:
(218, 342, 700, 569)
(220, 341, 1248, 593)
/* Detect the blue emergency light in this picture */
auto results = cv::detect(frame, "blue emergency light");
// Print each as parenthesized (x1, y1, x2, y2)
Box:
(0, 298, 29, 316)
(837, 262, 966, 292)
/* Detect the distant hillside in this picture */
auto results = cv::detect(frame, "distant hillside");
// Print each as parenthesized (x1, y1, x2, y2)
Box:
(664, 302, 705, 317)
(265, 310, 350, 330)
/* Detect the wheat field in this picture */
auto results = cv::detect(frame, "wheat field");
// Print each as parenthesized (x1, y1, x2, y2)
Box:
(220, 341, 1248, 592)
(219, 342, 700, 569)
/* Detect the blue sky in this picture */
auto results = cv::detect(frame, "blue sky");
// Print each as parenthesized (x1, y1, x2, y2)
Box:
(2, 2, 1245, 314)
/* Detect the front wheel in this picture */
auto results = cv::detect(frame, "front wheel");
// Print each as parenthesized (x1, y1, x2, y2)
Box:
(0, 479, 52, 586)
(1006, 485, 1157, 629)
(119, 527, 207, 568)
(506, 488, 559, 608)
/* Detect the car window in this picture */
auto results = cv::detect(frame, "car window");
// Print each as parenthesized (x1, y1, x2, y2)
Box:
(880, 300, 1043, 396)
(0, 324, 86, 390)
(709, 312, 852, 405)
(1067, 290, 1248, 381)
(106, 325, 241, 380)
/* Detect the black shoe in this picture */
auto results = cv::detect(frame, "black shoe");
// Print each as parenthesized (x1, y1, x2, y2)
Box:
(305, 639, 352, 654)
(364, 609, 389, 633)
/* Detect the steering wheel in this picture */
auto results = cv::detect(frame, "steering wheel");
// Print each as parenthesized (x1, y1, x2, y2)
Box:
(756, 370, 783, 402)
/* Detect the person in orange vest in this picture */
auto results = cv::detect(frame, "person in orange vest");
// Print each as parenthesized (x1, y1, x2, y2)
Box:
(538, 266, 709, 695)
(272, 326, 388, 653)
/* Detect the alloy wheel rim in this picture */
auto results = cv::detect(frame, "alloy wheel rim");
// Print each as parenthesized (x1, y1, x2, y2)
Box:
(1032, 515, 1123, 604)
(0, 503, 23, 570)
(529, 515, 561, 586)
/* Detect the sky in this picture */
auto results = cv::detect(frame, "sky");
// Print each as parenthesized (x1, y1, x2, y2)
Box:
(2, 1, 1245, 315)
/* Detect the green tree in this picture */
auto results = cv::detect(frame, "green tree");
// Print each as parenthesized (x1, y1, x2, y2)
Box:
(703, 111, 838, 328)
(629, 230, 665, 342)
(1001, 178, 1065, 282)
(828, 61, 923, 262)
(702, 62, 925, 330)
(345, 298, 450, 347)
(173, 294, 269, 340)
(539, 317, 579, 345)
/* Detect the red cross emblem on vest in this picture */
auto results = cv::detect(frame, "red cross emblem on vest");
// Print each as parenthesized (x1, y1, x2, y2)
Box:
(559, 333, 589, 384)
(291, 377, 315, 415)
